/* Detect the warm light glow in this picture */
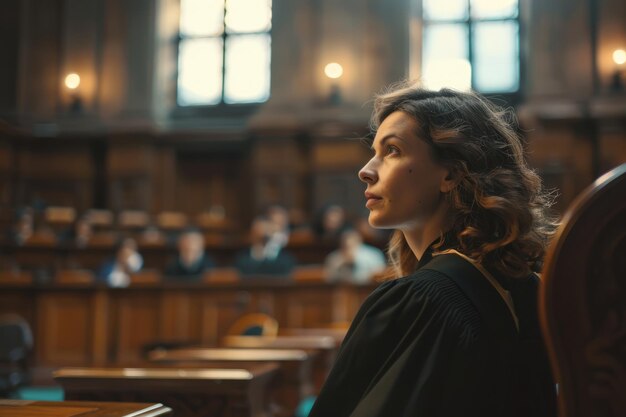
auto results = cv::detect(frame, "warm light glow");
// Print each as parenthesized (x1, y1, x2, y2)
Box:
(324, 63, 343, 79)
(613, 49, 626, 66)
(65, 73, 81, 90)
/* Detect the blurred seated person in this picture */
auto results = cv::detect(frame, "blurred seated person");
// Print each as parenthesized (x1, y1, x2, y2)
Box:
(7, 207, 34, 245)
(313, 204, 352, 241)
(8, 206, 57, 246)
(324, 229, 387, 284)
(97, 237, 143, 287)
(235, 217, 296, 278)
(73, 214, 93, 247)
(164, 228, 215, 281)
(266, 204, 291, 251)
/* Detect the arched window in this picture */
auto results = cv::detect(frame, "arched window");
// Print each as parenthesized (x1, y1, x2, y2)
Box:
(177, 0, 272, 106)
(418, 0, 520, 95)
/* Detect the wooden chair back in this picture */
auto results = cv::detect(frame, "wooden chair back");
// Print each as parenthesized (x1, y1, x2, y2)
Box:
(227, 313, 279, 337)
(540, 163, 626, 417)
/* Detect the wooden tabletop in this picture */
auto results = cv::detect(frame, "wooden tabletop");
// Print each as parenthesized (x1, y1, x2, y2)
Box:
(279, 327, 348, 342)
(147, 347, 314, 362)
(53, 364, 281, 417)
(222, 335, 339, 350)
(0, 399, 171, 417)
(54, 363, 279, 393)
(54, 367, 269, 380)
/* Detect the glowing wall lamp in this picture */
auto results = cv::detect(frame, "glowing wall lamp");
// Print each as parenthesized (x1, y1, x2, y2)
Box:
(324, 62, 343, 105)
(64, 72, 83, 113)
(610, 49, 626, 91)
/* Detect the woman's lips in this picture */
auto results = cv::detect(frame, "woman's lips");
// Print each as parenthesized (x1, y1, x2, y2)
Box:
(365, 192, 382, 208)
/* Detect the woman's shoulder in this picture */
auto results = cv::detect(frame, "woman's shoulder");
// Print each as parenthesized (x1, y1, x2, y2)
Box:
(374, 267, 466, 298)
(366, 268, 480, 323)
(345, 267, 482, 349)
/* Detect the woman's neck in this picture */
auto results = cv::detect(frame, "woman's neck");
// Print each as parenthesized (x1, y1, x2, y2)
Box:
(403, 205, 454, 261)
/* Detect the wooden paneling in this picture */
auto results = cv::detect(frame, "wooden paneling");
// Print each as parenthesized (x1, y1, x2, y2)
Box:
(36, 290, 94, 365)
(114, 291, 162, 363)
(199, 290, 260, 346)
(0, 288, 35, 325)
(0, 280, 377, 368)
(311, 139, 369, 169)
(520, 101, 626, 213)
(174, 151, 246, 222)
(276, 286, 335, 328)
(18, 147, 93, 180)
(13, 143, 95, 209)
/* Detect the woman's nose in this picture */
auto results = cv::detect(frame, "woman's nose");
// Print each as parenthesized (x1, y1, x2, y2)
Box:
(358, 159, 378, 184)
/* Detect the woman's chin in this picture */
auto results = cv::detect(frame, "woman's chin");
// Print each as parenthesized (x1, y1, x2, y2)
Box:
(368, 214, 392, 229)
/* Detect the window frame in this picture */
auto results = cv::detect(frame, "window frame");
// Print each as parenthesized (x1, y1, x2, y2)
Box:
(173, 0, 272, 116)
(420, 0, 524, 105)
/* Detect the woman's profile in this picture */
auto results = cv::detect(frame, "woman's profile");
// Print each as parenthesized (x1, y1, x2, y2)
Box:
(308, 82, 558, 417)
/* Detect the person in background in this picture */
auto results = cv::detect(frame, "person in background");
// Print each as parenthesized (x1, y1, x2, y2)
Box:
(235, 216, 296, 278)
(265, 204, 291, 254)
(313, 204, 352, 241)
(324, 229, 387, 284)
(97, 237, 143, 287)
(68, 214, 93, 248)
(8, 207, 34, 246)
(164, 228, 214, 281)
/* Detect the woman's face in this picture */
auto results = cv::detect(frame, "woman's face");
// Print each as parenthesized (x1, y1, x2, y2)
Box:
(358, 111, 450, 231)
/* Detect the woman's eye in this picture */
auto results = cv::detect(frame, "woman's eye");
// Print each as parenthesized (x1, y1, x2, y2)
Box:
(386, 145, 400, 156)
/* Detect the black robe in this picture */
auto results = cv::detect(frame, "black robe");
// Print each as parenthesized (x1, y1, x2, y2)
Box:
(309, 245, 557, 417)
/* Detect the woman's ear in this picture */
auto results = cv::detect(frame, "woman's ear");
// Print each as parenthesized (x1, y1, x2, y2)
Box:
(439, 168, 458, 193)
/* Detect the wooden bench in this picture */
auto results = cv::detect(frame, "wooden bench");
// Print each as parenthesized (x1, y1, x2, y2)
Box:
(221, 334, 342, 392)
(147, 347, 318, 417)
(54, 365, 278, 417)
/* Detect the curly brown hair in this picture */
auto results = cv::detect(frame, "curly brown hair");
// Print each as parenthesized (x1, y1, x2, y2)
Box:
(371, 82, 558, 279)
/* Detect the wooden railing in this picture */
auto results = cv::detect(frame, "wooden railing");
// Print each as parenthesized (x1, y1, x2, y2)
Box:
(0, 279, 376, 368)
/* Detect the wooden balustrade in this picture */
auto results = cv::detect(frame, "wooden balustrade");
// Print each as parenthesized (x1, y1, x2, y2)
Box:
(0, 280, 375, 369)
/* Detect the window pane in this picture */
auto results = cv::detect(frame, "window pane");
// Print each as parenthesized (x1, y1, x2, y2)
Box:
(224, 34, 271, 103)
(473, 21, 519, 92)
(225, 0, 272, 33)
(422, 24, 471, 90)
(177, 38, 223, 106)
(423, 0, 468, 21)
(471, 0, 518, 19)
(180, 0, 224, 36)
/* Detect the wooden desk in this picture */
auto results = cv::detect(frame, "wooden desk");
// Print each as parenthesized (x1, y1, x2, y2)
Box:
(147, 348, 316, 417)
(222, 335, 342, 392)
(147, 347, 314, 363)
(222, 335, 338, 350)
(54, 365, 278, 417)
(279, 327, 348, 343)
(0, 399, 171, 417)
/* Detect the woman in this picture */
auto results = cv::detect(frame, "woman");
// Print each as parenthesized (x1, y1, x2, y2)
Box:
(309, 84, 558, 417)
